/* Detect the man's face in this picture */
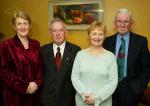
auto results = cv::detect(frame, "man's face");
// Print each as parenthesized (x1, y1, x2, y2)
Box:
(115, 13, 131, 35)
(50, 22, 66, 46)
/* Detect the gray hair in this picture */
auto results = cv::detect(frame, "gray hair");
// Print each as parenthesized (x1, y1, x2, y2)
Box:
(115, 8, 132, 21)
(48, 18, 66, 30)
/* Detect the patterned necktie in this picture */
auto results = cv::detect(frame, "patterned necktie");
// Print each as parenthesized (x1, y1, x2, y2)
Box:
(117, 37, 125, 81)
(55, 47, 61, 71)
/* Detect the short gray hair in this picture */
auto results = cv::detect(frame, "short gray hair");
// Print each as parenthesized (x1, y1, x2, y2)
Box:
(115, 8, 132, 21)
(48, 18, 66, 30)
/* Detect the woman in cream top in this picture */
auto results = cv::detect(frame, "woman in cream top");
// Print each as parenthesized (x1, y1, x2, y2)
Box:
(71, 21, 118, 106)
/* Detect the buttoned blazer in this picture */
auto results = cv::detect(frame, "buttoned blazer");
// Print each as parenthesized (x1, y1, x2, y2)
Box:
(40, 42, 81, 106)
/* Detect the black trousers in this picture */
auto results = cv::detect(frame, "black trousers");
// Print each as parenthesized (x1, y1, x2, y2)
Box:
(112, 81, 140, 106)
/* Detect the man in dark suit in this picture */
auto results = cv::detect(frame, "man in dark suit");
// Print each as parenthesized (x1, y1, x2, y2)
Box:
(103, 8, 150, 106)
(40, 18, 81, 106)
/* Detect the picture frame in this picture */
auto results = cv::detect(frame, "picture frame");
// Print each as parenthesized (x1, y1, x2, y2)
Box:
(48, 0, 104, 30)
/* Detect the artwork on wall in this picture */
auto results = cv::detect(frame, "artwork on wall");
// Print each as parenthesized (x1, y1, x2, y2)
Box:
(48, 0, 104, 30)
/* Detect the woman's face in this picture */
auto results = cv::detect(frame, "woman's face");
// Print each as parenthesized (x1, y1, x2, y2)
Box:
(13, 17, 31, 38)
(89, 28, 105, 47)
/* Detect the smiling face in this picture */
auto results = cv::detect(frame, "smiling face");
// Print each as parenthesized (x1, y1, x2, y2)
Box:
(13, 17, 31, 38)
(88, 21, 105, 48)
(12, 11, 31, 38)
(89, 28, 105, 47)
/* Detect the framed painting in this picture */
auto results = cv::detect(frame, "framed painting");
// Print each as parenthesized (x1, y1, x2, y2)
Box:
(48, 0, 104, 30)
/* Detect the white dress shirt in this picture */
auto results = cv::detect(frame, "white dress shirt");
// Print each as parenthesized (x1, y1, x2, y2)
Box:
(53, 42, 66, 58)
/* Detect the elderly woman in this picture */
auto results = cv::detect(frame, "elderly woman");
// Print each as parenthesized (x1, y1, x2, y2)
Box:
(0, 11, 43, 106)
(71, 21, 118, 106)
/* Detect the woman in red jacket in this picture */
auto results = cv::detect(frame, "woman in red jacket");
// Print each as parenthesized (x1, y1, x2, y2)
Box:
(0, 10, 43, 106)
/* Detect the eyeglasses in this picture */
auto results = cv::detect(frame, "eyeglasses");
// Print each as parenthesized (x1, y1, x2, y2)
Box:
(116, 20, 130, 25)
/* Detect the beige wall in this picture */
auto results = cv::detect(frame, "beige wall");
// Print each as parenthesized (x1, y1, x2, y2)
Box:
(0, 0, 150, 49)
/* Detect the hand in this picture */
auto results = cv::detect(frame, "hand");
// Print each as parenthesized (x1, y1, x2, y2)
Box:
(84, 93, 95, 105)
(26, 82, 38, 94)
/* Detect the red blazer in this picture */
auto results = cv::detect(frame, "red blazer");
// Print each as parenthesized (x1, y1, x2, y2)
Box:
(0, 35, 43, 106)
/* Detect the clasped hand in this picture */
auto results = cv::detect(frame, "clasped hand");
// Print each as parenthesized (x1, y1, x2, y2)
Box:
(26, 82, 38, 94)
(84, 93, 95, 105)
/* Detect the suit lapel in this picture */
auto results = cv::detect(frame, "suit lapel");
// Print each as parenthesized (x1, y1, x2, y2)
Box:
(126, 33, 136, 76)
(58, 42, 72, 79)
(46, 43, 57, 74)
(110, 34, 117, 54)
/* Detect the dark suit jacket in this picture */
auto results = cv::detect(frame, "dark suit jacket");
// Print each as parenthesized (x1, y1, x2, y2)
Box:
(40, 42, 81, 106)
(103, 32, 150, 106)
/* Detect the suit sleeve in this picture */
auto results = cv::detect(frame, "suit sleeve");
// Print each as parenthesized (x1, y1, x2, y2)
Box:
(129, 37, 150, 94)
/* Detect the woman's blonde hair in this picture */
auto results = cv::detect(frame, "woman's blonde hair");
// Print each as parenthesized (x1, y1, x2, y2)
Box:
(12, 10, 31, 25)
(87, 21, 106, 35)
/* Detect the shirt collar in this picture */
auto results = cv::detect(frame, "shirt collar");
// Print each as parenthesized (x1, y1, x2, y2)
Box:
(53, 42, 66, 51)
(53, 42, 66, 57)
(117, 32, 130, 41)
